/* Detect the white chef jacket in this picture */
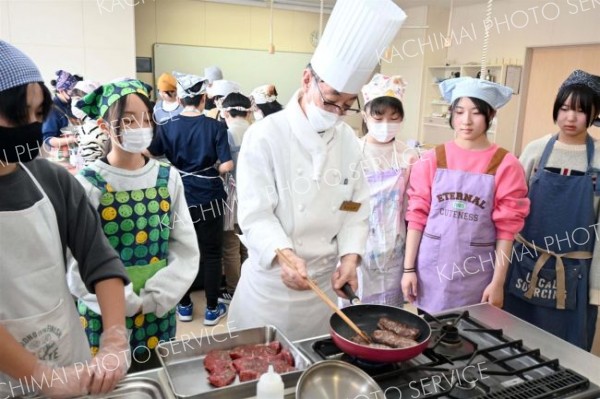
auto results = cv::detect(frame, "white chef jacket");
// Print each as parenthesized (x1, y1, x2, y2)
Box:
(228, 90, 370, 341)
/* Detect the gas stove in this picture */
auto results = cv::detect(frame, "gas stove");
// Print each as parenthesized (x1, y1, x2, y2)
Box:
(295, 304, 600, 399)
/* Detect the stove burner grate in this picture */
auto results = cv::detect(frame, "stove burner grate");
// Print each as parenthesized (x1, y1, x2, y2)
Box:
(474, 369, 589, 399)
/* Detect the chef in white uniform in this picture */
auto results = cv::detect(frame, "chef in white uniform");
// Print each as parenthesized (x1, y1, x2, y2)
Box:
(228, 0, 407, 341)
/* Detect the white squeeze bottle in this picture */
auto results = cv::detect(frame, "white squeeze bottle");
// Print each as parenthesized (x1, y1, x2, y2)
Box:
(256, 365, 284, 399)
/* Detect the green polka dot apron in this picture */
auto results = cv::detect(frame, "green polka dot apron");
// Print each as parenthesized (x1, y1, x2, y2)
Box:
(77, 164, 176, 358)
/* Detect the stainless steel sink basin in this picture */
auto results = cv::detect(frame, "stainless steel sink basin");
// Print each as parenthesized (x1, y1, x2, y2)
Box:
(97, 377, 168, 398)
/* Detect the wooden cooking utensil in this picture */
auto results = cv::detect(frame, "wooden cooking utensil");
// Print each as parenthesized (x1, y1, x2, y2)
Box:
(275, 249, 371, 343)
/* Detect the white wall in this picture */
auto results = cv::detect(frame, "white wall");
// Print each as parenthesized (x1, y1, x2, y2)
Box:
(447, 0, 600, 65)
(442, 0, 600, 150)
(381, 6, 447, 141)
(0, 0, 136, 85)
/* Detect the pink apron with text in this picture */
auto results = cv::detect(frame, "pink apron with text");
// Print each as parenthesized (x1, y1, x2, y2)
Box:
(414, 145, 507, 313)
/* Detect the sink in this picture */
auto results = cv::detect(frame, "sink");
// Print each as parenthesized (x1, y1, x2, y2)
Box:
(97, 377, 168, 398)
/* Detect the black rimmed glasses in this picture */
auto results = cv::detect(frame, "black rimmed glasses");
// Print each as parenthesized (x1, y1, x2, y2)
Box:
(311, 71, 361, 115)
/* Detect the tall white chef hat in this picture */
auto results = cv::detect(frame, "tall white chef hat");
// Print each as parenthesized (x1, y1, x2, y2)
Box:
(310, 0, 406, 95)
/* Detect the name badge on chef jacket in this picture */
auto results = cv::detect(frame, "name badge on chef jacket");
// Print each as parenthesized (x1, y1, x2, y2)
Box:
(340, 201, 361, 212)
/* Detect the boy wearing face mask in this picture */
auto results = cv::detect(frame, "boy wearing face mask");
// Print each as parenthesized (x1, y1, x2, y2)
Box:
(356, 74, 415, 307)
(67, 79, 200, 371)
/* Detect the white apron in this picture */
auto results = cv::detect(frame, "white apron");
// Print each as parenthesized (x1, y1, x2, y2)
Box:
(358, 141, 407, 307)
(0, 164, 91, 397)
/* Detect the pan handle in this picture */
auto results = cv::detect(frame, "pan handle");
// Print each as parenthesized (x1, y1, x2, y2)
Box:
(342, 283, 362, 305)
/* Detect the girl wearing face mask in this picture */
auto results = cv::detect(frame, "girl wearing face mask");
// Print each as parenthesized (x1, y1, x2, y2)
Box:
(67, 79, 200, 371)
(356, 74, 415, 307)
(504, 70, 600, 351)
(402, 77, 530, 314)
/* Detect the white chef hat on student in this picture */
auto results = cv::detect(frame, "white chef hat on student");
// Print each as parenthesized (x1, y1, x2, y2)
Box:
(207, 79, 241, 98)
(173, 71, 207, 99)
(440, 77, 513, 110)
(310, 0, 406, 95)
(204, 66, 223, 84)
(250, 84, 278, 105)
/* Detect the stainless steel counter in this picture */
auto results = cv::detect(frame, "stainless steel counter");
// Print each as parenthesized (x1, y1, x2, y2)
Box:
(127, 304, 600, 398)
(463, 303, 600, 385)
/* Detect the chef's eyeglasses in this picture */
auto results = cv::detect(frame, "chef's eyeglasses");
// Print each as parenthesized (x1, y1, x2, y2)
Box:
(311, 71, 361, 115)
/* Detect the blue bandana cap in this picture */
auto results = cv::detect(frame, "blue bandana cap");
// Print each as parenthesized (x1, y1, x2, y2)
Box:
(0, 40, 43, 93)
(440, 77, 513, 110)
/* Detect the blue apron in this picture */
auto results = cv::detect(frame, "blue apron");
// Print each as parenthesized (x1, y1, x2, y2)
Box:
(504, 135, 598, 350)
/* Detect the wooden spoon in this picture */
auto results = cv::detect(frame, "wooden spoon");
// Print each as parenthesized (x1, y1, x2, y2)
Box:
(275, 249, 371, 343)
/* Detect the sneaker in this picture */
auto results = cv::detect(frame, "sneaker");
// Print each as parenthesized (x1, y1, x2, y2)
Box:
(204, 303, 227, 326)
(218, 289, 234, 304)
(176, 303, 193, 322)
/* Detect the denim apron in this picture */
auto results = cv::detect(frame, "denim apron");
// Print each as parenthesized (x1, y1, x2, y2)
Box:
(415, 144, 508, 313)
(505, 135, 598, 350)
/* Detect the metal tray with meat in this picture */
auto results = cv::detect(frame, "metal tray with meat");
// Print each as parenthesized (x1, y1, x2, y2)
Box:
(156, 325, 312, 398)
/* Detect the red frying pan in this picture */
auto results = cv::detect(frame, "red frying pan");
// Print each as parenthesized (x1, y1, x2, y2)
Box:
(329, 285, 431, 363)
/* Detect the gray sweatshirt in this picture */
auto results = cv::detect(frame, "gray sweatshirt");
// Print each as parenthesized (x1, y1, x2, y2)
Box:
(0, 158, 129, 292)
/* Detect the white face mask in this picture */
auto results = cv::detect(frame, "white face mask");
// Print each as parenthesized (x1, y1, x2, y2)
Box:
(367, 122, 402, 143)
(71, 97, 86, 120)
(162, 100, 179, 112)
(253, 111, 264, 121)
(305, 99, 340, 132)
(114, 127, 154, 153)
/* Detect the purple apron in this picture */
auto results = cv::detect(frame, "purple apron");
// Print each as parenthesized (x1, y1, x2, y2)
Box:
(415, 144, 508, 313)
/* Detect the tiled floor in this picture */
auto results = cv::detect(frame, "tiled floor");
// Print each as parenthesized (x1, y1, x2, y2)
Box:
(176, 290, 600, 357)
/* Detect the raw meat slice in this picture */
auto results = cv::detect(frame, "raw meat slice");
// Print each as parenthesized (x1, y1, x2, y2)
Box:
(377, 317, 420, 339)
(232, 357, 266, 373)
(204, 350, 233, 373)
(207, 364, 236, 387)
(230, 342, 280, 359)
(277, 348, 295, 367)
(268, 340, 281, 353)
(233, 357, 294, 380)
(239, 368, 260, 382)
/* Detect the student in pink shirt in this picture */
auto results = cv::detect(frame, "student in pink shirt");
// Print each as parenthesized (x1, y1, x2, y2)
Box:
(401, 77, 530, 313)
